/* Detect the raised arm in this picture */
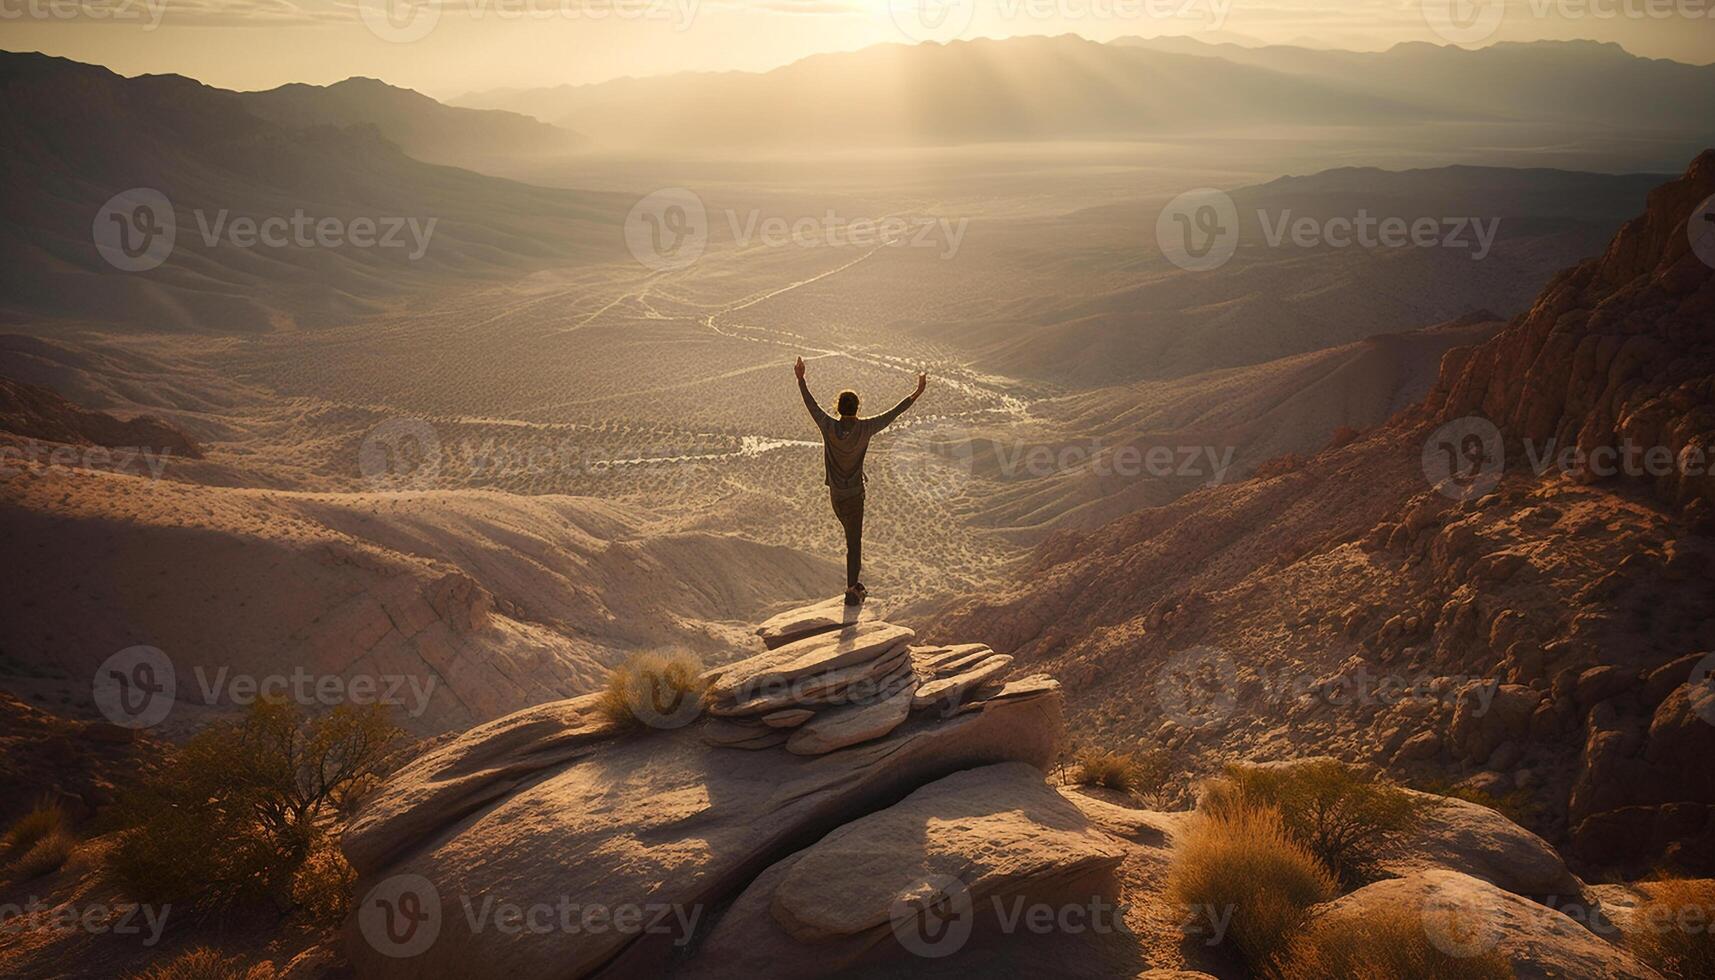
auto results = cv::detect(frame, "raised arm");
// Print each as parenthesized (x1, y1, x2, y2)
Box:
(867, 371, 927, 432)
(796, 357, 832, 431)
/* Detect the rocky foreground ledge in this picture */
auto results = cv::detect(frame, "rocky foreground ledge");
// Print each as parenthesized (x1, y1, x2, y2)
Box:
(340, 598, 1098, 979)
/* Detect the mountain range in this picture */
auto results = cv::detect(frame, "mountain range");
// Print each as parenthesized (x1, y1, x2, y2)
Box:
(455, 35, 1715, 149)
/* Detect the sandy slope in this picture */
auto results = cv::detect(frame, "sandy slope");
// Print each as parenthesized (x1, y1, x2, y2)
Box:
(0, 461, 835, 735)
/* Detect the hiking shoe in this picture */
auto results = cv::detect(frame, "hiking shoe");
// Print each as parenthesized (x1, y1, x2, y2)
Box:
(843, 584, 868, 605)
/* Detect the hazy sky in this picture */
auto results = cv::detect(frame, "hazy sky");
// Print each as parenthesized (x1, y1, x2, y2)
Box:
(6, 0, 1714, 98)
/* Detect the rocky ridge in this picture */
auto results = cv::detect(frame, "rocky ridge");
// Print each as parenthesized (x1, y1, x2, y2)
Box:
(340, 598, 1085, 979)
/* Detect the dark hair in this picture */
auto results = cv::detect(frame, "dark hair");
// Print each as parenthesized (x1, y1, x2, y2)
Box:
(836, 390, 860, 416)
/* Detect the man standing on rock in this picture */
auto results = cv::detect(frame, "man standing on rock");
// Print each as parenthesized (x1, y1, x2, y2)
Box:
(796, 356, 927, 605)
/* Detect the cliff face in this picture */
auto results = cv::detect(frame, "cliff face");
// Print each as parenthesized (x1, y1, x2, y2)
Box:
(1426, 149, 1715, 509)
(934, 151, 1715, 875)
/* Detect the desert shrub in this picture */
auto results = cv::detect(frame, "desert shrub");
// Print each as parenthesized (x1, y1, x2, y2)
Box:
(131, 946, 278, 980)
(111, 699, 402, 914)
(1274, 904, 1513, 980)
(3, 799, 68, 858)
(1167, 805, 1337, 970)
(1627, 877, 1715, 979)
(1326, 426, 1362, 451)
(1414, 778, 1537, 827)
(1203, 760, 1425, 886)
(290, 835, 358, 928)
(1068, 746, 1171, 801)
(8, 827, 75, 880)
(598, 652, 706, 729)
(1252, 453, 1304, 480)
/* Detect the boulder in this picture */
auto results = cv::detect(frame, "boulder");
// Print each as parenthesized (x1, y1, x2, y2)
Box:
(342, 681, 1064, 980)
(1449, 682, 1541, 764)
(1381, 789, 1586, 899)
(682, 763, 1124, 977)
(755, 596, 881, 650)
(1303, 870, 1661, 980)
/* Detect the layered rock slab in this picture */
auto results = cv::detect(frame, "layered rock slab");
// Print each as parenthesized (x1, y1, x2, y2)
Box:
(342, 679, 1063, 980)
(684, 762, 1126, 977)
(755, 595, 882, 650)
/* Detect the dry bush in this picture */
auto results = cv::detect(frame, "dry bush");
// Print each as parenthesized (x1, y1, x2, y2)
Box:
(8, 828, 76, 881)
(290, 835, 358, 929)
(131, 946, 278, 980)
(3, 799, 69, 857)
(1069, 746, 1171, 801)
(111, 699, 402, 914)
(1414, 778, 1537, 827)
(1167, 805, 1337, 970)
(1627, 877, 1715, 979)
(1204, 760, 1425, 887)
(1274, 904, 1513, 980)
(598, 652, 706, 729)
(1252, 453, 1305, 480)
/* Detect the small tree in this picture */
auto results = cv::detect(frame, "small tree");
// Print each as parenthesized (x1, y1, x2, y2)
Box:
(111, 699, 403, 913)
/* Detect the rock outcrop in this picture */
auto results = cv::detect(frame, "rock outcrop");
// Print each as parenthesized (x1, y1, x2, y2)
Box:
(342, 599, 1078, 980)
(1303, 869, 1661, 980)
(696, 609, 1039, 757)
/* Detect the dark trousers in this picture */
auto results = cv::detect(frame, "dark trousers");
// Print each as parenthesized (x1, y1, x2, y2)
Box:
(831, 491, 864, 588)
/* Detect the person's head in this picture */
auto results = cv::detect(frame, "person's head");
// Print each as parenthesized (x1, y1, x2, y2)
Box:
(836, 390, 860, 417)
